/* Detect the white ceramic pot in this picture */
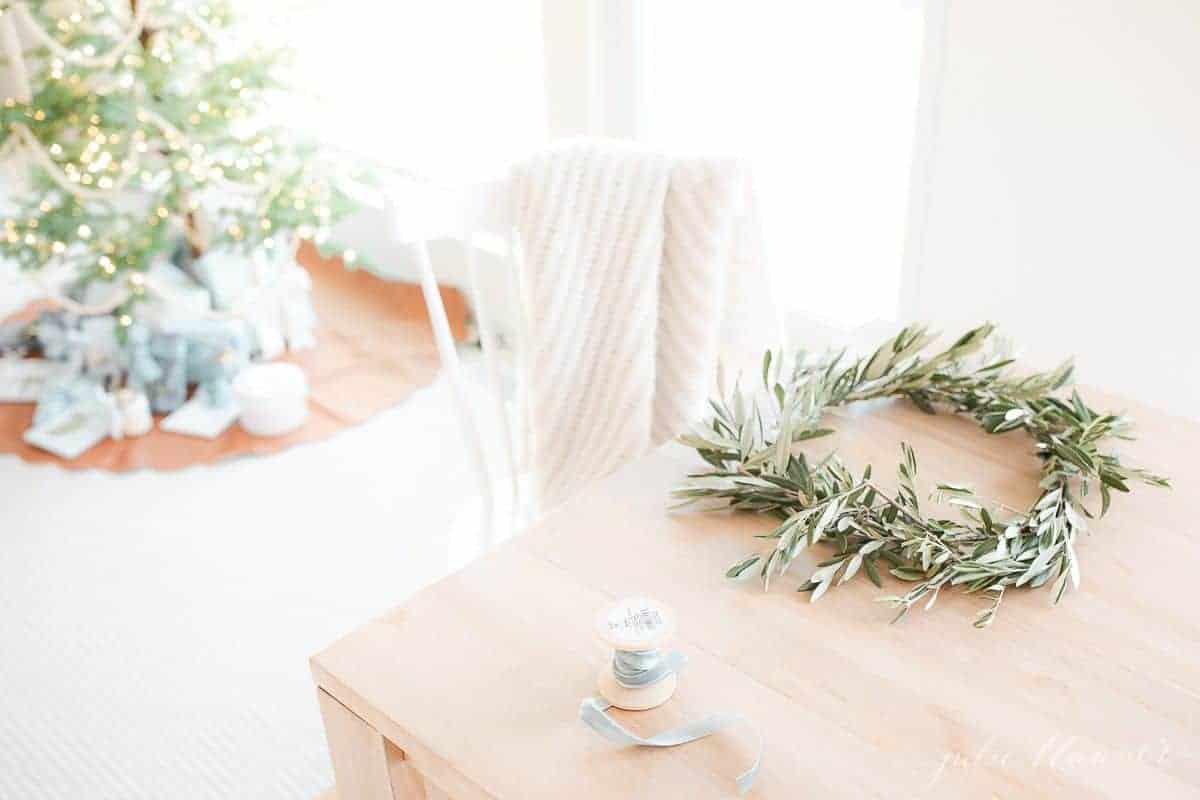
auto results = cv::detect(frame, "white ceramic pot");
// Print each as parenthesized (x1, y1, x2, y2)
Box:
(232, 362, 309, 437)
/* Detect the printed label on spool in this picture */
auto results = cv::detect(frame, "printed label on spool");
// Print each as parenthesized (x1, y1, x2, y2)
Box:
(599, 597, 674, 651)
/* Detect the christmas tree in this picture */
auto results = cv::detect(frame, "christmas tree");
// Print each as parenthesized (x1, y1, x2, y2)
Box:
(0, 0, 371, 456)
(0, 0, 359, 325)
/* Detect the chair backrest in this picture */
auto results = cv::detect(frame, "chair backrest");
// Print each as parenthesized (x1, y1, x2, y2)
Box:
(387, 176, 526, 548)
(397, 148, 782, 545)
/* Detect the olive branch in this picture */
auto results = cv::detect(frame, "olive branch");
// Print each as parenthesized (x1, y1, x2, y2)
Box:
(672, 323, 1170, 628)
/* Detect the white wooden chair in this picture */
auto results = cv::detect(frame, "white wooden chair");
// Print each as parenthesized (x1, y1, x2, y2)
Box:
(385, 177, 525, 549)
(394, 153, 782, 552)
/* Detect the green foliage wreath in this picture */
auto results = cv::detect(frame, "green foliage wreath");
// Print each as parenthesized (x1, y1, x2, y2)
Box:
(674, 324, 1169, 627)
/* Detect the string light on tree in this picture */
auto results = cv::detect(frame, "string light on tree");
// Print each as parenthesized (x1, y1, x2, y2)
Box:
(0, 0, 365, 301)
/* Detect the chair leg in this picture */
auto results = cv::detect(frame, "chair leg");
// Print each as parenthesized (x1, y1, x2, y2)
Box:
(412, 238, 496, 548)
(463, 225, 517, 545)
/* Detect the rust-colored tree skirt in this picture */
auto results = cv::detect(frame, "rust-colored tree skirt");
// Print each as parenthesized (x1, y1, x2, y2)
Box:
(0, 244, 468, 471)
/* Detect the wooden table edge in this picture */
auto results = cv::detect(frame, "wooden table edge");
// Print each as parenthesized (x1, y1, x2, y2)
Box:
(311, 653, 494, 800)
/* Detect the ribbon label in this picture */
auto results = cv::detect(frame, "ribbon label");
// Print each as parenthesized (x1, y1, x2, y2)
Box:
(601, 597, 671, 649)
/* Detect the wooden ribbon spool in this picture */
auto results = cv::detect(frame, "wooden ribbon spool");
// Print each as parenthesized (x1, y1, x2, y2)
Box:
(595, 597, 678, 711)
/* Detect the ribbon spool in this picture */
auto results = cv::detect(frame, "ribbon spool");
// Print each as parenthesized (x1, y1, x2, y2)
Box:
(595, 596, 680, 711)
(580, 596, 762, 794)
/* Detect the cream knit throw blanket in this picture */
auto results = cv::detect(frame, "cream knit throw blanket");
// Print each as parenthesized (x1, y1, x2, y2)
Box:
(511, 141, 780, 510)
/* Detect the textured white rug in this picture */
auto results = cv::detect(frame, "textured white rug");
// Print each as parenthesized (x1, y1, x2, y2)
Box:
(0, 364, 502, 799)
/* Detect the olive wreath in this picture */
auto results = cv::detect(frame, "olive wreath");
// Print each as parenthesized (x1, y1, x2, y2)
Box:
(673, 324, 1169, 627)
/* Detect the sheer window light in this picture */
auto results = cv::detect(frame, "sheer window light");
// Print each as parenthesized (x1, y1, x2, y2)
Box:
(247, 1, 547, 181)
(642, 0, 924, 327)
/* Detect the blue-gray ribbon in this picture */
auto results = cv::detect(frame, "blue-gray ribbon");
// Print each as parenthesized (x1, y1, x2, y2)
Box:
(579, 648, 762, 794)
(611, 648, 687, 688)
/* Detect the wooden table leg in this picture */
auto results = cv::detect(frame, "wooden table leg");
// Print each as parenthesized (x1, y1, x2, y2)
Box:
(317, 688, 432, 799)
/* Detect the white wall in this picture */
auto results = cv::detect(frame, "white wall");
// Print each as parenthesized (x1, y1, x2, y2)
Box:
(905, 0, 1200, 419)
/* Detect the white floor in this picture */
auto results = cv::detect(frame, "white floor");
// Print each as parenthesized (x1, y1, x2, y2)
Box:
(0, 363, 504, 799)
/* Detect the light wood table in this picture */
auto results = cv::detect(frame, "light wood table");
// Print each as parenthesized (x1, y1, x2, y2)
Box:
(311, 390, 1200, 798)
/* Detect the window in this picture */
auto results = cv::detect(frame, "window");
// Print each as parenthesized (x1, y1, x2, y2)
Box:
(240, 0, 923, 319)
(640, 1, 925, 327)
